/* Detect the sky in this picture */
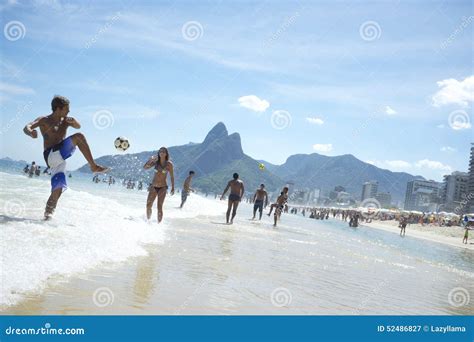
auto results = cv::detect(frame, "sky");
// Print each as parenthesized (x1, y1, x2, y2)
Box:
(0, 0, 472, 181)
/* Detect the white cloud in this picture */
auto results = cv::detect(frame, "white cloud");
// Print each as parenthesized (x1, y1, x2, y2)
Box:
(382, 159, 452, 175)
(440, 146, 456, 152)
(306, 117, 324, 125)
(385, 160, 412, 169)
(70, 81, 132, 95)
(450, 121, 471, 130)
(238, 95, 270, 112)
(0, 82, 35, 95)
(385, 106, 397, 115)
(415, 159, 451, 171)
(76, 104, 159, 120)
(365, 160, 376, 165)
(432, 75, 474, 107)
(312, 143, 333, 153)
(0, 0, 18, 11)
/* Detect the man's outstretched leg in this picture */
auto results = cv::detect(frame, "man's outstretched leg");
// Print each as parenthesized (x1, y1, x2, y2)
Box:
(71, 133, 108, 173)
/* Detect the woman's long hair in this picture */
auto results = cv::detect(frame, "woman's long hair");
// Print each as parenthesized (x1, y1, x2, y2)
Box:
(157, 146, 170, 164)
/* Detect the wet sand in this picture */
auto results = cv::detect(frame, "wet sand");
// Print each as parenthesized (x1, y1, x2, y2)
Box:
(361, 220, 474, 251)
(3, 209, 473, 316)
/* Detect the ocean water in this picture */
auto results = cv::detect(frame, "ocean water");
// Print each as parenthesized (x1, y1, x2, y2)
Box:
(0, 170, 223, 308)
(1, 169, 473, 314)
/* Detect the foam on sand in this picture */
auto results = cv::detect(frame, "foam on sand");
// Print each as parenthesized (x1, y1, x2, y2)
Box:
(0, 172, 225, 307)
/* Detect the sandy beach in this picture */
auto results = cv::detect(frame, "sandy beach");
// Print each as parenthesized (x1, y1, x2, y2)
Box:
(1, 170, 473, 316)
(361, 220, 474, 251)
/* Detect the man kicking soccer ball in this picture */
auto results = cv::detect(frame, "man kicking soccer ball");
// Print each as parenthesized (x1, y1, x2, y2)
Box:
(23, 95, 109, 219)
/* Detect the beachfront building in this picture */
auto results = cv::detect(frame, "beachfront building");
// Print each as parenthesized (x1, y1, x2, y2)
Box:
(467, 143, 474, 213)
(336, 191, 353, 205)
(375, 192, 392, 208)
(329, 185, 354, 205)
(361, 181, 378, 201)
(441, 171, 468, 213)
(404, 180, 442, 212)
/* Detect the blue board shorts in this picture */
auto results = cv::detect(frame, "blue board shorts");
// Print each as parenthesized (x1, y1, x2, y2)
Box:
(43, 136, 76, 192)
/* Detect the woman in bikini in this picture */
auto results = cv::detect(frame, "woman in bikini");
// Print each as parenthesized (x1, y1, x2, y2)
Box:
(144, 147, 175, 223)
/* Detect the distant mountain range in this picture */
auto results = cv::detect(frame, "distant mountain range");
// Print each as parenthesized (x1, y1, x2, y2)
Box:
(0, 157, 37, 171)
(75, 122, 423, 203)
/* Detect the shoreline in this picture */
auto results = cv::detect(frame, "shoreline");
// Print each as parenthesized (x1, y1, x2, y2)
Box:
(359, 220, 473, 250)
(2, 212, 473, 315)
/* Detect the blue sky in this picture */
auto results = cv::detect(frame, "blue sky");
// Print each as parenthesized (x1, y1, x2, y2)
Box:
(0, 0, 472, 181)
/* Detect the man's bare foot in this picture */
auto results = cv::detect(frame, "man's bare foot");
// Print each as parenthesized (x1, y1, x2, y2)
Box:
(91, 164, 110, 173)
(44, 213, 52, 221)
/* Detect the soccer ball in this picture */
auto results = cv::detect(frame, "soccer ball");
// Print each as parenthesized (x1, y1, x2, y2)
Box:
(258, 163, 265, 170)
(114, 136, 130, 151)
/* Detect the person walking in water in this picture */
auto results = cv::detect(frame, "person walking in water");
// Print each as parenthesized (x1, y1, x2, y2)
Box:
(28, 161, 37, 178)
(463, 227, 470, 244)
(252, 184, 268, 220)
(220, 173, 244, 225)
(272, 187, 289, 227)
(144, 147, 175, 223)
(23, 95, 109, 220)
(399, 216, 407, 237)
(180, 170, 195, 208)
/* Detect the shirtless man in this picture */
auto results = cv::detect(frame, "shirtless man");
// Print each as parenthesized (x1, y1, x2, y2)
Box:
(180, 170, 195, 208)
(23, 95, 109, 219)
(144, 147, 175, 223)
(220, 173, 244, 225)
(272, 186, 289, 227)
(252, 183, 268, 220)
(28, 161, 37, 178)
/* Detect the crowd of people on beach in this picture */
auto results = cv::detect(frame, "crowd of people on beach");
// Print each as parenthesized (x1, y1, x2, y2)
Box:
(23, 161, 72, 178)
(20, 95, 473, 242)
(282, 206, 473, 244)
(23, 162, 44, 177)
